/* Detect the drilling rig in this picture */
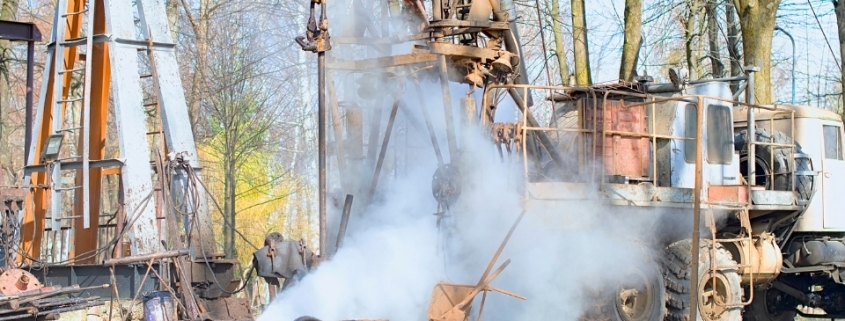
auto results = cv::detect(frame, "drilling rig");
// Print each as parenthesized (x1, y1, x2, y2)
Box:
(248, 0, 845, 320)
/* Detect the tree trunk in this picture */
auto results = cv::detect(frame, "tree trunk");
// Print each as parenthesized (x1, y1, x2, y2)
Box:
(181, 0, 210, 137)
(726, 0, 742, 93)
(550, 0, 569, 84)
(834, 0, 845, 112)
(684, 0, 701, 79)
(734, 0, 780, 104)
(705, 0, 723, 78)
(223, 154, 237, 259)
(619, 0, 642, 81)
(571, 0, 591, 85)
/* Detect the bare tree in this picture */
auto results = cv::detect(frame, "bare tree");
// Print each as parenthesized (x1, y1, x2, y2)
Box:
(734, 0, 781, 104)
(571, 0, 591, 85)
(726, 0, 743, 93)
(203, 12, 281, 258)
(705, 0, 723, 78)
(550, 0, 569, 84)
(683, 0, 702, 78)
(178, 0, 213, 136)
(619, 0, 642, 81)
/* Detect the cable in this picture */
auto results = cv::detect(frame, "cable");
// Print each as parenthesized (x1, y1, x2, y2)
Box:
(167, 158, 253, 295)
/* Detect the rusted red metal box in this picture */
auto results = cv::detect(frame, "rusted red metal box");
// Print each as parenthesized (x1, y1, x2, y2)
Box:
(708, 185, 748, 205)
(583, 99, 650, 178)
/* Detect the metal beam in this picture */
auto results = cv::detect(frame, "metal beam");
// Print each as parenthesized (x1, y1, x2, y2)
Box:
(137, 0, 218, 258)
(106, 0, 161, 256)
(0, 20, 42, 42)
(427, 19, 509, 30)
(24, 159, 134, 175)
(72, 0, 110, 262)
(328, 52, 437, 70)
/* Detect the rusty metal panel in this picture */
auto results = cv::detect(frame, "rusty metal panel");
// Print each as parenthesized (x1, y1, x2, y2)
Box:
(707, 185, 748, 205)
(583, 99, 650, 178)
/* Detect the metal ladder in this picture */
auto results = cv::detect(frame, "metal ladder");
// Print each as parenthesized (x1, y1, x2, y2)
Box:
(47, 0, 96, 233)
(44, 0, 166, 235)
(139, 33, 167, 156)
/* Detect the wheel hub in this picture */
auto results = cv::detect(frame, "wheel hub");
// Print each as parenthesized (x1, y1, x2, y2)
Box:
(616, 271, 654, 321)
(699, 272, 733, 321)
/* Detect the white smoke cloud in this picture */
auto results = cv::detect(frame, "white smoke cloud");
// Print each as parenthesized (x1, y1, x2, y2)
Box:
(258, 107, 695, 320)
(259, 2, 699, 320)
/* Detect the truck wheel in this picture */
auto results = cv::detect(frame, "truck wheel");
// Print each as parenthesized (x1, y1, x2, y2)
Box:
(743, 287, 797, 321)
(734, 128, 813, 203)
(580, 253, 665, 321)
(613, 261, 665, 321)
(663, 239, 743, 321)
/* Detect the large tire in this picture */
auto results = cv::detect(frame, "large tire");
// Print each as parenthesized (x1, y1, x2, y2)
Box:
(734, 128, 814, 204)
(663, 239, 743, 321)
(743, 286, 797, 321)
(580, 250, 666, 321)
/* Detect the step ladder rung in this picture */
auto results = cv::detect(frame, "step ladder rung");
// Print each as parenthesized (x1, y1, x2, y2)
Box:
(57, 97, 83, 103)
(61, 9, 89, 18)
(144, 102, 159, 107)
(47, 34, 108, 49)
(146, 131, 162, 135)
(60, 37, 90, 47)
(45, 216, 82, 220)
(59, 67, 85, 74)
(140, 74, 153, 79)
(56, 126, 82, 133)
(54, 185, 82, 191)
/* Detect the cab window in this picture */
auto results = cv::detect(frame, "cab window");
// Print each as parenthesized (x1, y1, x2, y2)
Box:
(706, 104, 732, 164)
(684, 104, 696, 163)
(824, 125, 843, 160)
